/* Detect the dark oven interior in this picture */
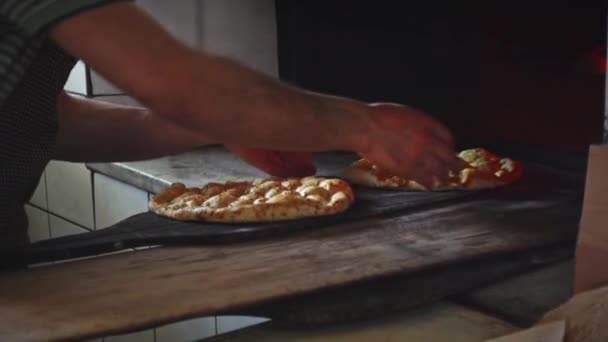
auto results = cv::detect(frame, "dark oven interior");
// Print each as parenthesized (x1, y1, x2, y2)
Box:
(275, 1, 607, 171)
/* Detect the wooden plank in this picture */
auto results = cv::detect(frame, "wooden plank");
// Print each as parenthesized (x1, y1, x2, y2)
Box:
(22, 185, 474, 264)
(485, 321, 565, 342)
(0, 195, 578, 342)
(455, 260, 573, 326)
(207, 303, 516, 342)
(23, 157, 578, 264)
(240, 244, 572, 326)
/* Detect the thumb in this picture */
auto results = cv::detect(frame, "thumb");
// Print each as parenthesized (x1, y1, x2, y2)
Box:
(274, 151, 317, 177)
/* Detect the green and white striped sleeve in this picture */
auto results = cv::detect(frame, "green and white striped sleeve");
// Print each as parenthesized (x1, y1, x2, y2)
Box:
(0, 0, 132, 36)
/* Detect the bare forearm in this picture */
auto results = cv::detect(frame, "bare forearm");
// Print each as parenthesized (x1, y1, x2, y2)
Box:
(50, 2, 371, 154)
(54, 93, 214, 162)
(169, 53, 371, 151)
(48, 2, 459, 183)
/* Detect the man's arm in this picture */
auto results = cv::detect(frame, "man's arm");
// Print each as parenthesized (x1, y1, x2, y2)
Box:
(49, 2, 460, 187)
(49, 2, 368, 153)
(54, 92, 214, 162)
(55, 92, 318, 176)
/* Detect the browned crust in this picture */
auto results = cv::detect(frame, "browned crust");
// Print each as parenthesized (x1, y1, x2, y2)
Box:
(149, 177, 355, 223)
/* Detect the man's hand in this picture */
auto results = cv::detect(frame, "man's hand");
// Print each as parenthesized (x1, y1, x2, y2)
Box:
(227, 102, 460, 186)
(225, 145, 316, 177)
(352, 103, 462, 188)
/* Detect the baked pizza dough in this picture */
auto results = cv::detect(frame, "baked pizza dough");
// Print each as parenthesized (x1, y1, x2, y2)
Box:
(343, 148, 523, 191)
(149, 176, 354, 222)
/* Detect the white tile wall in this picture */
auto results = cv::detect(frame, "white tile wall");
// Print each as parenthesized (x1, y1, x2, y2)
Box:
(104, 330, 154, 342)
(93, 95, 144, 108)
(46, 161, 95, 229)
(137, 0, 199, 47)
(90, 0, 199, 95)
(199, 0, 279, 77)
(29, 173, 47, 209)
(90, 0, 279, 95)
(49, 214, 90, 238)
(94, 173, 149, 229)
(89, 71, 121, 96)
(216, 316, 269, 335)
(64, 60, 88, 95)
(155, 317, 216, 342)
(44, 1, 279, 338)
(24, 205, 50, 242)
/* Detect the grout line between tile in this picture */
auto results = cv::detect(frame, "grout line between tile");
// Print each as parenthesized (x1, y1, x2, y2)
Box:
(84, 63, 93, 97)
(194, 0, 203, 47)
(65, 90, 86, 97)
(91, 171, 97, 231)
(29, 202, 93, 233)
(90, 93, 127, 98)
(42, 171, 51, 238)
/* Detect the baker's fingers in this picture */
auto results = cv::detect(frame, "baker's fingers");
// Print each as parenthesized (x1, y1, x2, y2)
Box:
(412, 155, 450, 188)
(407, 127, 460, 174)
(226, 146, 317, 177)
(419, 115, 455, 148)
(275, 151, 314, 163)
(378, 145, 439, 188)
(274, 152, 317, 177)
(275, 161, 317, 177)
(403, 124, 455, 168)
(426, 144, 463, 173)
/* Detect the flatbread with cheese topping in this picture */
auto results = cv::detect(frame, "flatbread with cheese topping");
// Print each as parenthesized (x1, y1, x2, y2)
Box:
(342, 148, 523, 191)
(149, 176, 354, 222)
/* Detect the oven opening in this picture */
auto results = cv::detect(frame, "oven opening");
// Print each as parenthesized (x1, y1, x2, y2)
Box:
(275, 1, 607, 169)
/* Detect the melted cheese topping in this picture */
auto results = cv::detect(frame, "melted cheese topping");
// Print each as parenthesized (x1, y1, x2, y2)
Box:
(458, 148, 500, 170)
(346, 147, 522, 190)
(500, 158, 515, 172)
(458, 148, 521, 181)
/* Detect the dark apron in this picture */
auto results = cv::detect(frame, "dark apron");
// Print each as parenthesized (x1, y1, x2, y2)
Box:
(0, 38, 76, 256)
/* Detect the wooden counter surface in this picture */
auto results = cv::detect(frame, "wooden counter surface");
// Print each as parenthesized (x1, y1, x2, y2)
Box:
(0, 193, 576, 341)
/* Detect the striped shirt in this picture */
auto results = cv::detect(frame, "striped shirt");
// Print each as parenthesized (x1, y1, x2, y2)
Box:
(0, 0, 128, 259)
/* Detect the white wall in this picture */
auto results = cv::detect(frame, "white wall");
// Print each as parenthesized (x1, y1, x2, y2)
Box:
(89, 0, 279, 95)
(28, 1, 275, 340)
(198, 0, 279, 76)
